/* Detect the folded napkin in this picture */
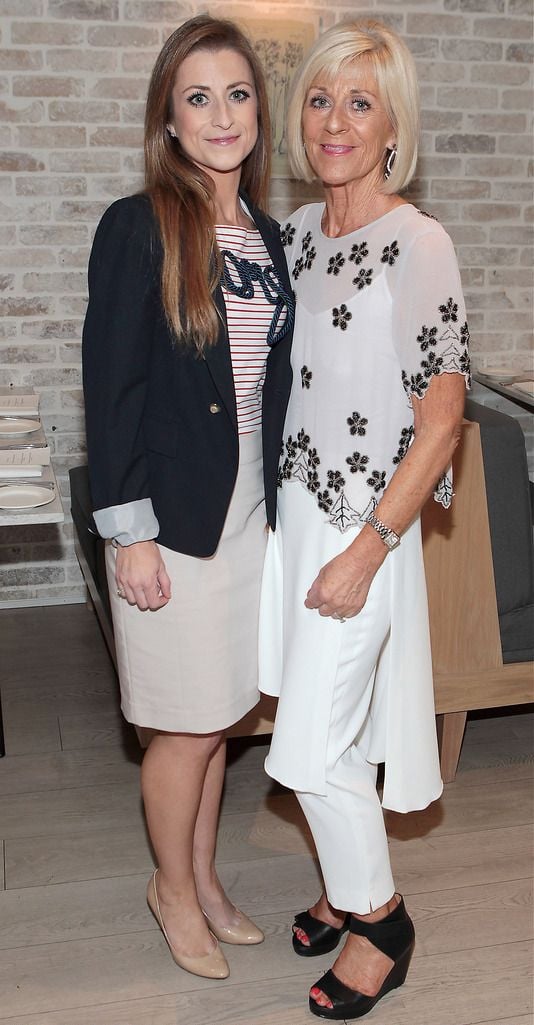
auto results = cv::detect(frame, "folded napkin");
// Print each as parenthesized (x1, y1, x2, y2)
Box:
(0, 393, 39, 416)
(0, 465, 43, 478)
(0, 446, 50, 469)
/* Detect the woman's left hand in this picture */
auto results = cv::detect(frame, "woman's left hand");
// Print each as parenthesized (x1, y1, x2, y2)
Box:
(305, 537, 386, 620)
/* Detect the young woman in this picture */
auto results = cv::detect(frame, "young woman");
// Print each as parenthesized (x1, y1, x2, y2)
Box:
(82, 15, 293, 980)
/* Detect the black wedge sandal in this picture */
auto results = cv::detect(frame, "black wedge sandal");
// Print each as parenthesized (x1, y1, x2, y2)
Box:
(292, 910, 349, 957)
(308, 895, 415, 1020)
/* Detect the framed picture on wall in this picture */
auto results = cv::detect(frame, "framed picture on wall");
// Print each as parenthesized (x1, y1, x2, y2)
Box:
(238, 17, 316, 177)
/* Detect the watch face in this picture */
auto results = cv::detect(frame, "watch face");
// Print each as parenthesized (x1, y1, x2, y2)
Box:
(384, 531, 400, 550)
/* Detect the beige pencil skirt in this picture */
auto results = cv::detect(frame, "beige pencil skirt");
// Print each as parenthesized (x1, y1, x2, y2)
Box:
(106, 430, 267, 733)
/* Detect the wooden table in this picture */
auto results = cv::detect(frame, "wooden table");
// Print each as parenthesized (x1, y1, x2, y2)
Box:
(473, 372, 534, 413)
(0, 461, 64, 755)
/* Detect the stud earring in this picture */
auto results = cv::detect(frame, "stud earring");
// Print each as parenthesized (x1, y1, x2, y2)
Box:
(384, 145, 397, 181)
(166, 124, 177, 139)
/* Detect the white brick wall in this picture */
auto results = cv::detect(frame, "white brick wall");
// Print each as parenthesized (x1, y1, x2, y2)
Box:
(0, 0, 532, 605)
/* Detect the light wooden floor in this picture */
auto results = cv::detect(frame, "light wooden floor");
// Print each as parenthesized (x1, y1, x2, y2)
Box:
(0, 604, 532, 1025)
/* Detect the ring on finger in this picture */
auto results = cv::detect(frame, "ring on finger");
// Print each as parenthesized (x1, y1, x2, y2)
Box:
(117, 588, 126, 599)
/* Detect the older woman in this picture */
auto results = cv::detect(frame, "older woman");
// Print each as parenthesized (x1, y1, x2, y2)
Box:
(259, 19, 470, 1020)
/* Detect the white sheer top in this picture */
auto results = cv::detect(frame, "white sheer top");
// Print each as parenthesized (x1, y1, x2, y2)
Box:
(278, 202, 471, 531)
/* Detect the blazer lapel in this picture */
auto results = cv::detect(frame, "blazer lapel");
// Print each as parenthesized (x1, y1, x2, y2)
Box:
(250, 201, 295, 350)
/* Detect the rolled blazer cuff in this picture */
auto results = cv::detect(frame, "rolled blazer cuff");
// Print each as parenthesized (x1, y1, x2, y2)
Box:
(93, 498, 160, 546)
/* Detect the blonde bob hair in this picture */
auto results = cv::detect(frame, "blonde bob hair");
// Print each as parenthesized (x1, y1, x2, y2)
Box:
(287, 19, 419, 195)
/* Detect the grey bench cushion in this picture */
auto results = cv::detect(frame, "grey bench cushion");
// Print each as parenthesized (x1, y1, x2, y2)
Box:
(465, 398, 533, 663)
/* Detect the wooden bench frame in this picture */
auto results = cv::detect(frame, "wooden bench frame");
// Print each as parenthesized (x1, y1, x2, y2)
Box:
(422, 419, 533, 780)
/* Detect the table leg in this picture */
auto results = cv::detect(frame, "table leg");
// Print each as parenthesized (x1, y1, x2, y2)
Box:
(0, 690, 5, 756)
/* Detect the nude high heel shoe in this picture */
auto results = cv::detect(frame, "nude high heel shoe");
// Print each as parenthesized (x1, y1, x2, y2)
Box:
(202, 906, 264, 945)
(147, 869, 230, 979)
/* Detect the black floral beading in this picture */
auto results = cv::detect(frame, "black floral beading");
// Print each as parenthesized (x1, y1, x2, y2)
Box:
(307, 469, 320, 493)
(421, 351, 444, 379)
(332, 304, 352, 330)
(346, 451, 369, 474)
(367, 469, 387, 493)
(393, 426, 414, 465)
(349, 242, 369, 265)
(301, 365, 312, 389)
(417, 325, 438, 351)
(292, 256, 304, 280)
(347, 411, 368, 437)
(304, 246, 317, 270)
(281, 223, 295, 247)
(327, 252, 345, 276)
(402, 369, 428, 399)
(292, 231, 316, 278)
(381, 241, 399, 266)
(317, 489, 333, 513)
(327, 469, 346, 493)
(352, 267, 373, 290)
(439, 297, 458, 323)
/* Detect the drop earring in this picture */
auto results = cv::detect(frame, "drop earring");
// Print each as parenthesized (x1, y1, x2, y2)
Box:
(384, 145, 397, 180)
(166, 124, 177, 139)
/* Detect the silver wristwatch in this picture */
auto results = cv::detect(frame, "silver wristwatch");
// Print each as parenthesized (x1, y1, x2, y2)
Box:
(365, 511, 401, 551)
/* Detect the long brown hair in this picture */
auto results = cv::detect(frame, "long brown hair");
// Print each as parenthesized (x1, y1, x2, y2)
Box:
(144, 15, 272, 352)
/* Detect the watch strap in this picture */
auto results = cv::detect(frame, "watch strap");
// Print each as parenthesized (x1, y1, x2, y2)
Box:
(365, 511, 401, 550)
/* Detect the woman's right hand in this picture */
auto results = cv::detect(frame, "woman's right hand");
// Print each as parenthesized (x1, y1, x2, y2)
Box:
(115, 539, 171, 611)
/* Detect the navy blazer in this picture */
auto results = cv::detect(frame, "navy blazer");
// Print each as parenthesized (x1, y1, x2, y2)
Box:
(82, 192, 293, 557)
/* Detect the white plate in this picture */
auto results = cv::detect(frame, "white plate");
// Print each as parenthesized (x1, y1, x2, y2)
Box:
(0, 484, 55, 509)
(0, 417, 41, 436)
(477, 369, 520, 385)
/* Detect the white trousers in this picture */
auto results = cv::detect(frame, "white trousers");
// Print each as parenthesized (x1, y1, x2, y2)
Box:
(294, 561, 395, 914)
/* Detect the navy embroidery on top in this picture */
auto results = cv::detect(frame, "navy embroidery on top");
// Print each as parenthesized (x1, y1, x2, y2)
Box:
(220, 249, 294, 346)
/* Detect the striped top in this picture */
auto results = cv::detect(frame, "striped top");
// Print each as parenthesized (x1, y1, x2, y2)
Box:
(216, 224, 288, 436)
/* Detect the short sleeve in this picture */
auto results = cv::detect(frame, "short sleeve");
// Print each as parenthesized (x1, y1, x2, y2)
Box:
(392, 223, 471, 404)
(393, 221, 470, 508)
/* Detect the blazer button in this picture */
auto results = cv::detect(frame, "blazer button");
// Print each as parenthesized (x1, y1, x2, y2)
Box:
(209, 403, 221, 414)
